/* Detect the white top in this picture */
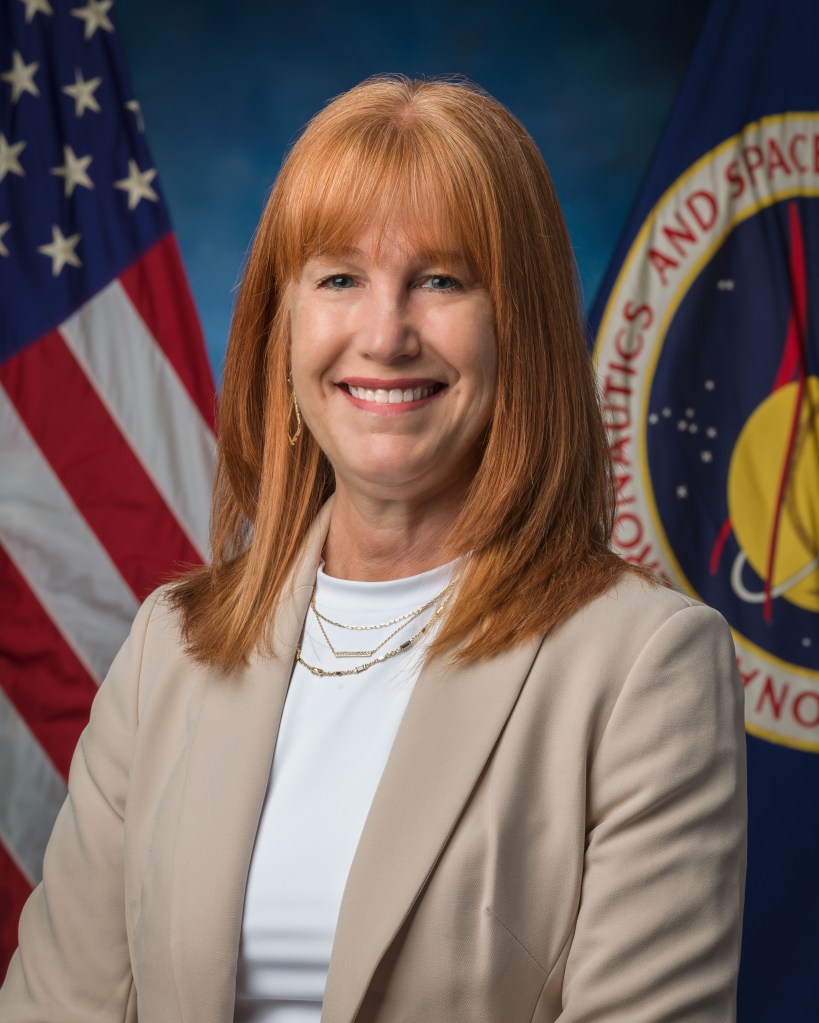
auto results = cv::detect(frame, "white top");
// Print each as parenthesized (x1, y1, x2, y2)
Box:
(234, 560, 457, 1022)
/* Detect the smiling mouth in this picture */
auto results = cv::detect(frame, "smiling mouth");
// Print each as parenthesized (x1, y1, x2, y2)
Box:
(340, 382, 445, 404)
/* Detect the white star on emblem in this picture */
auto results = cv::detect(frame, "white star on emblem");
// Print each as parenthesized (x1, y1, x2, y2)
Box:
(685, 408, 695, 418)
(688, 423, 698, 434)
(1, 50, 40, 103)
(706, 427, 717, 439)
(18, 0, 53, 21)
(704, 380, 715, 391)
(803, 638, 812, 648)
(62, 69, 102, 116)
(662, 407, 672, 418)
(677, 420, 688, 431)
(676, 486, 688, 499)
(70, 0, 114, 39)
(125, 99, 145, 132)
(700, 450, 713, 463)
(114, 159, 158, 209)
(648, 413, 659, 425)
(38, 225, 82, 276)
(0, 134, 26, 182)
(0, 222, 10, 257)
(51, 145, 94, 197)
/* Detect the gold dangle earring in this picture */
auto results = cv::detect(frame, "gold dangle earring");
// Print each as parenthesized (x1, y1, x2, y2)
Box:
(287, 376, 303, 446)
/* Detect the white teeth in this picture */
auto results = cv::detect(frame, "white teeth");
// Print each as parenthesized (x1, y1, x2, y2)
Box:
(348, 385, 437, 403)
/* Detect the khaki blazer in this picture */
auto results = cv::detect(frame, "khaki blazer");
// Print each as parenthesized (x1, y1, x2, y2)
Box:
(1, 507, 747, 1022)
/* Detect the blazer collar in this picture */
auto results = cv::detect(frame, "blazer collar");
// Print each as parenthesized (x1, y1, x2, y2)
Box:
(170, 503, 330, 1023)
(169, 502, 544, 1023)
(320, 633, 544, 1023)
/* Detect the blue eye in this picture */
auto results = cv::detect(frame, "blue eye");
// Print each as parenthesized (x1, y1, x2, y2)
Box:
(424, 275, 460, 291)
(320, 274, 356, 289)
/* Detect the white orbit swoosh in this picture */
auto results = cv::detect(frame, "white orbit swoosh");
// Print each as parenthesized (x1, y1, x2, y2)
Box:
(731, 550, 819, 603)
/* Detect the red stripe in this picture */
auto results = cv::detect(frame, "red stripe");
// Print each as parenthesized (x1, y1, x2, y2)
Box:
(119, 233, 218, 430)
(773, 201, 809, 391)
(773, 324, 801, 389)
(0, 332, 203, 602)
(789, 201, 809, 355)
(764, 372, 805, 623)
(0, 840, 32, 983)
(709, 516, 733, 576)
(0, 547, 97, 778)
(763, 202, 809, 621)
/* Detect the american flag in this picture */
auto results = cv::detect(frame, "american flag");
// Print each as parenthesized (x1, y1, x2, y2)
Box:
(0, 0, 217, 976)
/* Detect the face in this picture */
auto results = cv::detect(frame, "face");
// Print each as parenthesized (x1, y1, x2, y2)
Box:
(287, 223, 497, 507)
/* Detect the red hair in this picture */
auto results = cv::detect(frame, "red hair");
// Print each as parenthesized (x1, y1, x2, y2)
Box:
(170, 75, 628, 670)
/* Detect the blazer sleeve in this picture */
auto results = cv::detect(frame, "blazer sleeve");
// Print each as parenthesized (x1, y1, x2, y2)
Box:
(0, 592, 161, 1021)
(557, 603, 747, 1022)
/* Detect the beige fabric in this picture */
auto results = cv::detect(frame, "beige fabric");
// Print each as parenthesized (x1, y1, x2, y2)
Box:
(0, 508, 746, 1022)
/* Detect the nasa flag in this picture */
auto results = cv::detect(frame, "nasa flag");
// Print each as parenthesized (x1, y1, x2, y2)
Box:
(590, 0, 819, 1019)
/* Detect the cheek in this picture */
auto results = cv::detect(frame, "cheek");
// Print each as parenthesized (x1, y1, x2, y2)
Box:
(471, 326, 498, 405)
(289, 307, 337, 387)
(289, 301, 313, 359)
(469, 340, 498, 439)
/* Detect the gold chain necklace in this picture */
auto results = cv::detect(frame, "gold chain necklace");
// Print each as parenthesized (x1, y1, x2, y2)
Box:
(310, 585, 451, 658)
(310, 586, 450, 631)
(296, 591, 451, 678)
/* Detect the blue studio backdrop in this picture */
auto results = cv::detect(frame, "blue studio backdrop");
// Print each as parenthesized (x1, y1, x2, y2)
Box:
(115, 0, 710, 385)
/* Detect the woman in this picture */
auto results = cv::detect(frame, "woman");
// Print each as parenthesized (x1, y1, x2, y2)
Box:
(0, 77, 746, 1022)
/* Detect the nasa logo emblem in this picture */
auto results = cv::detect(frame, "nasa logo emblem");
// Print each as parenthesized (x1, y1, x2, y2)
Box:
(594, 114, 819, 751)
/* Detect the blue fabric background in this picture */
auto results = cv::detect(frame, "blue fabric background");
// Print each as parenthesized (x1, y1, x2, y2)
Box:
(115, 0, 709, 384)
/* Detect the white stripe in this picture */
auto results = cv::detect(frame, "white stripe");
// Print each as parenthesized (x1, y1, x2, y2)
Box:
(0, 387, 139, 683)
(60, 281, 216, 559)
(0, 690, 68, 885)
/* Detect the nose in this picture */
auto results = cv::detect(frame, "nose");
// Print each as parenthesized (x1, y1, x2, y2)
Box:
(356, 285, 421, 363)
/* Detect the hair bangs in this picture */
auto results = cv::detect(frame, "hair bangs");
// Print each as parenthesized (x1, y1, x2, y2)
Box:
(273, 112, 495, 287)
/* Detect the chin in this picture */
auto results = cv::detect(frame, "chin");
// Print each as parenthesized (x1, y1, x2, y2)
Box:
(339, 439, 429, 481)
(350, 465, 429, 493)
(331, 454, 435, 496)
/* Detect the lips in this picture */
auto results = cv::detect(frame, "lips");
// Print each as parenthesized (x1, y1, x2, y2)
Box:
(348, 384, 437, 403)
(339, 379, 446, 406)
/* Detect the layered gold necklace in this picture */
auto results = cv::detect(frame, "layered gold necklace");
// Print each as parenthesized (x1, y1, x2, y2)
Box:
(296, 583, 452, 678)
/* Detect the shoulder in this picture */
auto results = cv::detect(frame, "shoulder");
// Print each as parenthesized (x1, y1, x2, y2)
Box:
(577, 568, 708, 624)
(556, 569, 731, 663)
(526, 571, 740, 743)
(109, 582, 205, 720)
(125, 582, 187, 663)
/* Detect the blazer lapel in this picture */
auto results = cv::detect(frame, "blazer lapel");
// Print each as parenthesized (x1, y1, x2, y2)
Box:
(170, 506, 332, 1023)
(321, 632, 546, 1023)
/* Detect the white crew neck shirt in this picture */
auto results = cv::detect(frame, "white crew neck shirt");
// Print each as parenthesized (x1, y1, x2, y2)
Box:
(234, 559, 457, 1022)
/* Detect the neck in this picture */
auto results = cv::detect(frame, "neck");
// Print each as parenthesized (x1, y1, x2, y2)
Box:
(322, 484, 466, 581)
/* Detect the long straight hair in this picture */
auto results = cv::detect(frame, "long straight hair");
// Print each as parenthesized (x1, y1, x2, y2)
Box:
(169, 75, 628, 671)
